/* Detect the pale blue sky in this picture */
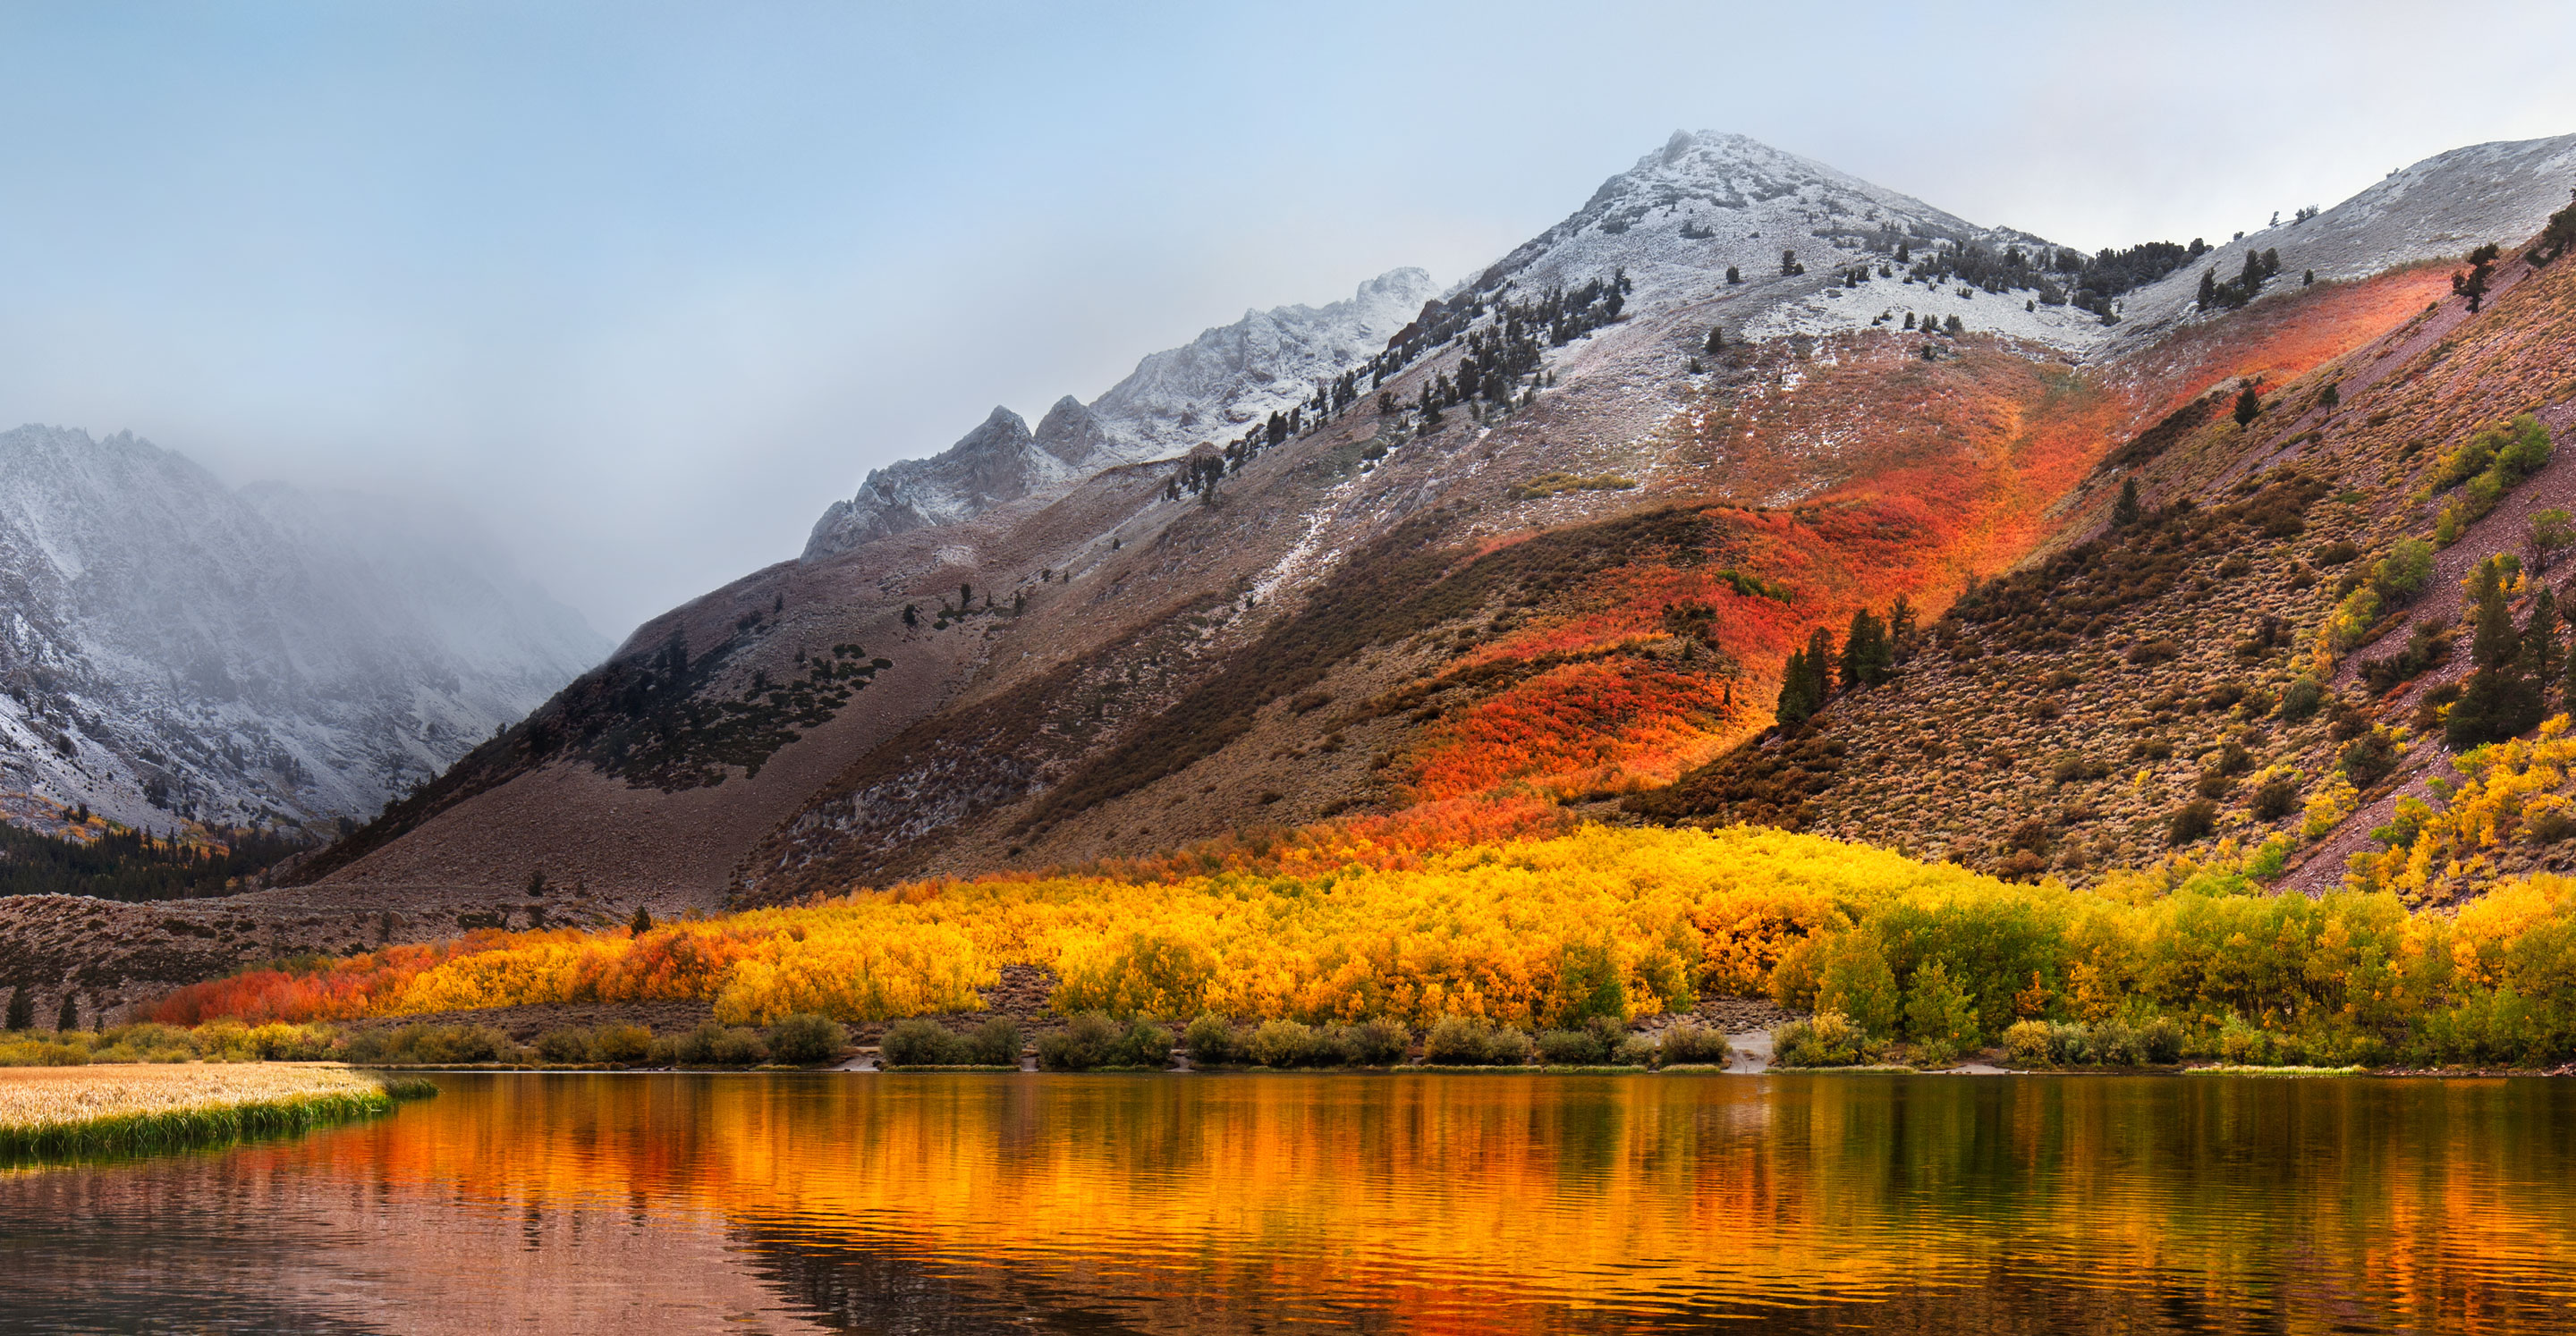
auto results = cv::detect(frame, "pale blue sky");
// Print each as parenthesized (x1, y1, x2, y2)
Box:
(4, 1, 2572, 638)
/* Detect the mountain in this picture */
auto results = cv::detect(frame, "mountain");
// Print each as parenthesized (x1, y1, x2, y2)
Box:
(0, 425, 608, 833)
(32, 126, 2547, 1019)
(803, 268, 1441, 559)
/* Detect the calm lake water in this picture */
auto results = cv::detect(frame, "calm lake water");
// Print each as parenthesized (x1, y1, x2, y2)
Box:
(3, 1071, 2572, 1333)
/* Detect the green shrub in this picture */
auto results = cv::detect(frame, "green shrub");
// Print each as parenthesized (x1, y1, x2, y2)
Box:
(591, 1024, 653, 1064)
(1247, 1019, 1320, 1067)
(2279, 675, 2326, 721)
(2092, 1018, 2148, 1065)
(1036, 1013, 1121, 1070)
(358, 1023, 512, 1066)
(2139, 1017, 2185, 1064)
(2250, 775, 2301, 820)
(1657, 1022, 1732, 1066)
(1183, 1014, 1241, 1066)
(1421, 1015, 1535, 1066)
(1772, 1011, 1874, 1068)
(1611, 1035, 1659, 1066)
(1348, 1019, 1411, 1066)
(2003, 1019, 2053, 1065)
(2169, 799, 2219, 844)
(1535, 1029, 1602, 1064)
(965, 1018, 1022, 1067)
(1110, 1019, 1174, 1068)
(676, 1022, 767, 1066)
(534, 1028, 593, 1063)
(2369, 538, 2436, 603)
(765, 1013, 848, 1064)
(879, 1019, 965, 1067)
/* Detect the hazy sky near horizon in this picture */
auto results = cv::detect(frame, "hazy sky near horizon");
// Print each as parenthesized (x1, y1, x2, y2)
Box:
(5, 1, 2573, 640)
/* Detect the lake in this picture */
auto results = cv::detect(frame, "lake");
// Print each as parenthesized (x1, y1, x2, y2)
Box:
(3, 1071, 2572, 1332)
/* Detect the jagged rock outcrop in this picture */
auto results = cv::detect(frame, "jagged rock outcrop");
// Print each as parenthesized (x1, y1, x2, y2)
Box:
(801, 267, 1441, 559)
(803, 407, 1083, 557)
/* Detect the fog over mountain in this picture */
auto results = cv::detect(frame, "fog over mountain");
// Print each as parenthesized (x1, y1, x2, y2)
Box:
(0, 424, 606, 832)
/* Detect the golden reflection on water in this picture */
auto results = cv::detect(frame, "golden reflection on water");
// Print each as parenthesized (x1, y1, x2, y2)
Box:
(6, 1072, 2575, 1332)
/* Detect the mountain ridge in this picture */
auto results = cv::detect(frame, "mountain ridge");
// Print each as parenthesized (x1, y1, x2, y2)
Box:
(0, 423, 608, 833)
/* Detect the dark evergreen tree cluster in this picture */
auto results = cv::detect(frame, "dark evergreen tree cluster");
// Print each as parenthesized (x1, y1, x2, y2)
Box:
(1887, 238, 2203, 322)
(2195, 249, 2284, 311)
(2064, 240, 2205, 317)
(2444, 556, 2559, 749)
(0, 821, 312, 901)
(1775, 600, 1914, 728)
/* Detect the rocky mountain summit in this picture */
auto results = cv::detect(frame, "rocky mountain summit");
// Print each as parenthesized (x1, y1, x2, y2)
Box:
(803, 267, 1440, 559)
(0, 424, 607, 832)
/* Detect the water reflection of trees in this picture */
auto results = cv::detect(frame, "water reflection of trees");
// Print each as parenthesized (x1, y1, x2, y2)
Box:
(305, 1074, 2576, 1332)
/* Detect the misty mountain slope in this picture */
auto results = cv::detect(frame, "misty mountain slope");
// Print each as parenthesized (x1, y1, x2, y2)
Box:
(285, 130, 2562, 917)
(804, 268, 1440, 559)
(0, 425, 606, 831)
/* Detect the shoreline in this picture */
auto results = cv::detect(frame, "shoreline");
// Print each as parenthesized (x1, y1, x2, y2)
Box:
(0, 1064, 436, 1162)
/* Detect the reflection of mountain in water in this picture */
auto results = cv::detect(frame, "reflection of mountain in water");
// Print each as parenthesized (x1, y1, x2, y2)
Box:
(5, 1072, 2572, 1333)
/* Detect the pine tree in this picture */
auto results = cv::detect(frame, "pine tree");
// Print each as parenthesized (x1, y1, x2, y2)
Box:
(525, 868, 547, 898)
(1888, 595, 1918, 664)
(1725, 266, 1742, 284)
(2113, 478, 2142, 528)
(2528, 584, 2560, 711)
(1841, 608, 1894, 689)
(2233, 384, 2261, 427)
(2197, 268, 2217, 310)
(1804, 626, 1837, 705)
(55, 991, 77, 1033)
(2453, 242, 2500, 313)
(902, 604, 919, 628)
(630, 906, 654, 935)
(2452, 559, 2541, 748)
(4, 985, 28, 1032)
(1705, 325, 1725, 354)
(1775, 648, 1815, 727)
(2562, 593, 2576, 706)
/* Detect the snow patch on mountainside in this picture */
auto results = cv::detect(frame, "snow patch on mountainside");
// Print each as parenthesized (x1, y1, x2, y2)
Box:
(0, 425, 607, 832)
(1484, 131, 2042, 306)
(803, 269, 1440, 561)
(2109, 133, 2576, 348)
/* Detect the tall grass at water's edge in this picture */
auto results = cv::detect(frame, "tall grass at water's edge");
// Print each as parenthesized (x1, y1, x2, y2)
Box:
(0, 1073, 436, 1161)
